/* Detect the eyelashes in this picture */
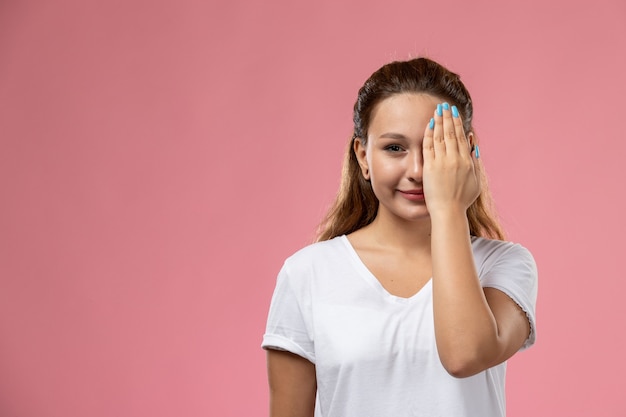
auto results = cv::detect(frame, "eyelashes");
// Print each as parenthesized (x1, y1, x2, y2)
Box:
(384, 144, 404, 152)
(383, 144, 423, 154)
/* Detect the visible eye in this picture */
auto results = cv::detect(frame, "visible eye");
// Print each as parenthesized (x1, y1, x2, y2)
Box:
(384, 144, 404, 152)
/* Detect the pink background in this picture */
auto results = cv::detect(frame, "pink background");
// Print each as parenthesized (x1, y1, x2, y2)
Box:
(1, 0, 625, 416)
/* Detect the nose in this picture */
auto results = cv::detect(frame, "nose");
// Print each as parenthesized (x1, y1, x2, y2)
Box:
(406, 148, 423, 182)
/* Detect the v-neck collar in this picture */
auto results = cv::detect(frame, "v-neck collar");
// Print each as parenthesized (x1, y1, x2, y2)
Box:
(339, 235, 433, 303)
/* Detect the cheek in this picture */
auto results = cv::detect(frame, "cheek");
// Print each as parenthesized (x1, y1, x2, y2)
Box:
(369, 156, 400, 185)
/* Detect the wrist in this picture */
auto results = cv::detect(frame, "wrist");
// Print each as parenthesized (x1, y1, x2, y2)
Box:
(428, 206, 470, 233)
(427, 204, 468, 221)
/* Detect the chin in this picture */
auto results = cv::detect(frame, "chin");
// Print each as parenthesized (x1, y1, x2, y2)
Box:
(376, 201, 430, 223)
(405, 214, 431, 222)
(390, 209, 431, 223)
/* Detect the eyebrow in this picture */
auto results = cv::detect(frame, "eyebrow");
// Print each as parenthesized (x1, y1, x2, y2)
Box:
(378, 132, 409, 140)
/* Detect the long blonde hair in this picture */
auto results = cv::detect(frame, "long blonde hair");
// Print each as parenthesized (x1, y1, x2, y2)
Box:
(316, 57, 505, 241)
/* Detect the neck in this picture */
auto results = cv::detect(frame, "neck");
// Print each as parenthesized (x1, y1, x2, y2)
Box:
(366, 210, 432, 252)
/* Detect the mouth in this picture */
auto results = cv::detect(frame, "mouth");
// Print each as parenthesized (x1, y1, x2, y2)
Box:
(398, 189, 425, 201)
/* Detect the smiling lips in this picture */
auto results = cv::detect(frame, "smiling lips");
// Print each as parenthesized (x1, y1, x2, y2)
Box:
(398, 189, 425, 201)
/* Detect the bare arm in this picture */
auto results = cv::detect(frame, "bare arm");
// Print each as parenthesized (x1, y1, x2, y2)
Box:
(423, 103, 531, 377)
(267, 349, 316, 417)
(429, 210, 530, 377)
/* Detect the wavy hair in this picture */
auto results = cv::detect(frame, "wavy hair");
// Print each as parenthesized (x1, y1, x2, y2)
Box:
(316, 57, 505, 241)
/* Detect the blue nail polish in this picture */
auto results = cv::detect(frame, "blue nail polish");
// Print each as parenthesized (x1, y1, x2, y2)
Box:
(436, 104, 442, 116)
(443, 102, 450, 111)
(429, 118, 434, 129)
(474, 144, 480, 159)
(451, 105, 459, 118)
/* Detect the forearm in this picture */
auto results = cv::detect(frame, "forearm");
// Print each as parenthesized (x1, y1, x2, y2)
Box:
(430, 208, 502, 377)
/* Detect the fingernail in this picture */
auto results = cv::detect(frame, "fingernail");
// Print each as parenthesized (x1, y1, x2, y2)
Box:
(442, 102, 450, 111)
(474, 144, 480, 159)
(436, 104, 442, 116)
(451, 105, 459, 118)
(429, 118, 435, 129)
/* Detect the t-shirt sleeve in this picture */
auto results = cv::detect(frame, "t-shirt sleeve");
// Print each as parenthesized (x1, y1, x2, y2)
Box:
(479, 243, 538, 350)
(261, 261, 316, 363)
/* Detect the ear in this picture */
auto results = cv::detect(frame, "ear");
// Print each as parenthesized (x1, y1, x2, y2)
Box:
(468, 132, 475, 150)
(353, 137, 370, 180)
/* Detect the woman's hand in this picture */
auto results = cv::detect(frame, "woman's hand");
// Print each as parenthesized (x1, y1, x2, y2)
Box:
(422, 102, 480, 216)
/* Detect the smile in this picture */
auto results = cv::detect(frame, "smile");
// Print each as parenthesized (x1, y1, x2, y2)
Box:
(398, 189, 425, 201)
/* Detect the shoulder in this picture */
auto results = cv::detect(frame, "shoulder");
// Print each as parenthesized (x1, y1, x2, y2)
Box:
(471, 237, 538, 294)
(273, 236, 352, 300)
(283, 236, 348, 270)
(472, 236, 538, 301)
(471, 236, 536, 269)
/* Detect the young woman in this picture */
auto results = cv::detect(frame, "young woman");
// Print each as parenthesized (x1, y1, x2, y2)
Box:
(262, 57, 538, 417)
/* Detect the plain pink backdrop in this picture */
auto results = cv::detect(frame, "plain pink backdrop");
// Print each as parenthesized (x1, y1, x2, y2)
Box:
(1, 0, 625, 416)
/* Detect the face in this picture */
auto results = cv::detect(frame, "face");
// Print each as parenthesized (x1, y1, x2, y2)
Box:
(355, 93, 440, 222)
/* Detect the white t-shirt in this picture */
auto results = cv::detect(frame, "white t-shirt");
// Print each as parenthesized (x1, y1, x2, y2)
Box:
(262, 235, 538, 417)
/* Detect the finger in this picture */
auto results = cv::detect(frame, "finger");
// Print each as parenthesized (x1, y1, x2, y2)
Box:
(423, 116, 435, 164)
(473, 143, 481, 159)
(472, 148, 484, 192)
(432, 103, 446, 157)
(451, 105, 471, 154)
(442, 102, 459, 154)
